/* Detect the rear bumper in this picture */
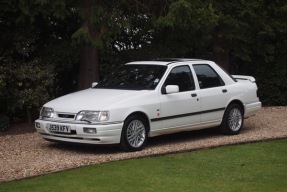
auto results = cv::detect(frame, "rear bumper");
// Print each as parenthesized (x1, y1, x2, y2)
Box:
(35, 119, 123, 145)
(244, 101, 262, 118)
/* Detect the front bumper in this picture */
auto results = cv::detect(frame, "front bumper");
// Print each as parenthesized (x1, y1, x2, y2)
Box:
(35, 119, 123, 145)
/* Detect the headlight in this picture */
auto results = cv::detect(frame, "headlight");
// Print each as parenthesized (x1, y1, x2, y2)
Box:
(76, 111, 109, 122)
(40, 107, 54, 118)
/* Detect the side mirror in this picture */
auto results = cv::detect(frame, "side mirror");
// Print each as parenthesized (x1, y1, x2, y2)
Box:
(91, 82, 98, 88)
(165, 85, 179, 94)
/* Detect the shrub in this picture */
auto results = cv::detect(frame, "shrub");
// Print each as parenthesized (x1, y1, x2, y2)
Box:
(0, 114, 9, 132)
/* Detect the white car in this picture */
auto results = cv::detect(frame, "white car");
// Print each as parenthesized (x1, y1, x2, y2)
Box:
(35, 59, 261, 151)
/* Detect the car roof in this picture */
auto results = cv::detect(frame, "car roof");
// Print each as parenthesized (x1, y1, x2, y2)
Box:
(126, 58, 213, 66)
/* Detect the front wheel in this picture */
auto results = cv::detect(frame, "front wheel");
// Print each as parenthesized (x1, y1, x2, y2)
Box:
(120, 115, 148, 152)
(220, 104, 243, 135)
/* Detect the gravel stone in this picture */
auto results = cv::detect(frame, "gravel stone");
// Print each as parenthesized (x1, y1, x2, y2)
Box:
(0, 107, 286, 182)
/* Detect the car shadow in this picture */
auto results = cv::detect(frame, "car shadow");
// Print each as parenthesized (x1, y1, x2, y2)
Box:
(148, 127, 220, 146)
(45, 127, 221, 154)
(45, 142, 120, 154)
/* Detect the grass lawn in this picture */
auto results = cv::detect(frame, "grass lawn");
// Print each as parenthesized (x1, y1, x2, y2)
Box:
(1, 139, 287, 192)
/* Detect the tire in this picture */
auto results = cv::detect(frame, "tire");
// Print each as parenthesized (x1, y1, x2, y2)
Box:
(120, 115, 148, 152)
(220, 103, 243, 135)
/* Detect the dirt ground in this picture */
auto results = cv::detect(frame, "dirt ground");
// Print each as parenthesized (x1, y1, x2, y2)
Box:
(0, 106, 286, 182)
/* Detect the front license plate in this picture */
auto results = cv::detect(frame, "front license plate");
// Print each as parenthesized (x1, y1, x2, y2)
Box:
(48, 124, 71, 133)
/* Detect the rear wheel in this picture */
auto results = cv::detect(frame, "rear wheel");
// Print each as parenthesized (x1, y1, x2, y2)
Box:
(220, 104, 243, 135)
(120, 115, 148, 152)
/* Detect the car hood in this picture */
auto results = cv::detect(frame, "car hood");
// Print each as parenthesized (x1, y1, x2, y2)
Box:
(44, 88, 150, 113)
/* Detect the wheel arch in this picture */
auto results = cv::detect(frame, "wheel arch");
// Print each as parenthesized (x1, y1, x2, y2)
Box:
(124, 111, 151, 133)
(226, 99, 244, 115)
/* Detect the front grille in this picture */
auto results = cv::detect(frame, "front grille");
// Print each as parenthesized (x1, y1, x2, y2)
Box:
(58, 113, 75, 119)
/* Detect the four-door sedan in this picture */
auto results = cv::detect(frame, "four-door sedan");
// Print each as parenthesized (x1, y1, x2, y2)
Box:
(35, 59, 261, 151)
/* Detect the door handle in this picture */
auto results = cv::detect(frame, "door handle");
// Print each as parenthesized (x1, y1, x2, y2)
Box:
(222, 89, 227, 93)
(191, 93, 197, 97)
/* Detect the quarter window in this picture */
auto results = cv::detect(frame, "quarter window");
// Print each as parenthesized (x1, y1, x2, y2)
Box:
(193, 64, 225, 89)
(163, 66, 195, 92)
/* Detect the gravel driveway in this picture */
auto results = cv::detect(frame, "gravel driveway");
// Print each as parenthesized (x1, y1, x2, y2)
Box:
(0, 107, 286, 182)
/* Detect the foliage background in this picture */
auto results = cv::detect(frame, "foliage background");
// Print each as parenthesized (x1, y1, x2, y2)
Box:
(0, 0, 286, 129)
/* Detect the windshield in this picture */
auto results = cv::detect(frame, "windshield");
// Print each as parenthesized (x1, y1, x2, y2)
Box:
(95, 64, 167, 90)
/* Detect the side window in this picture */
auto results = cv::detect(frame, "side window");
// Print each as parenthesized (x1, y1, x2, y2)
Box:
(163, 65, 195, 92)
(193, 64, 225, 89)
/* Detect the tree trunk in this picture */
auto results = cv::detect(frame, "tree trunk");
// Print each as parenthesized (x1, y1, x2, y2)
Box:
(78, 0, 100, 90)
(78, 46, 99, 90)
(212, 0, 230, 72)
(212, 24, 230, 72)
(26, 106, 31, 123)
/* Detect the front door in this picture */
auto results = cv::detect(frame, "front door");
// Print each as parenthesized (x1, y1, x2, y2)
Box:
(157, 65, 201, 133)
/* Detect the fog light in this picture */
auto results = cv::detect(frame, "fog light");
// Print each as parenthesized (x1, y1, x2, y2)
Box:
(83, 127, 97, 134)
(35, 122, 41, 129)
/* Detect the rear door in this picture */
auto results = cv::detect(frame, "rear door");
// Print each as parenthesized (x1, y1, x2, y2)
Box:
(192, 64, 230, 122)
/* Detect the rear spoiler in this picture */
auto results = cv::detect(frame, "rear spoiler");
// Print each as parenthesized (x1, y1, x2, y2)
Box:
(232, 75, 256, 83)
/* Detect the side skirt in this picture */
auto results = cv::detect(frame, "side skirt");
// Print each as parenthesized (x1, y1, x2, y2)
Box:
(149, 119, 222, 137)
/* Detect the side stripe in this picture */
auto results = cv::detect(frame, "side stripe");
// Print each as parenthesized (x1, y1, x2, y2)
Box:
(150, 107, 225, 122)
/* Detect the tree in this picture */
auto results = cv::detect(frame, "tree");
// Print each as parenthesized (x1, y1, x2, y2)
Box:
(0, 0, 77, 123)
(153, 0, 218, 58)
(248, 0, 287, 105)
(0, 0, 286, 128)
